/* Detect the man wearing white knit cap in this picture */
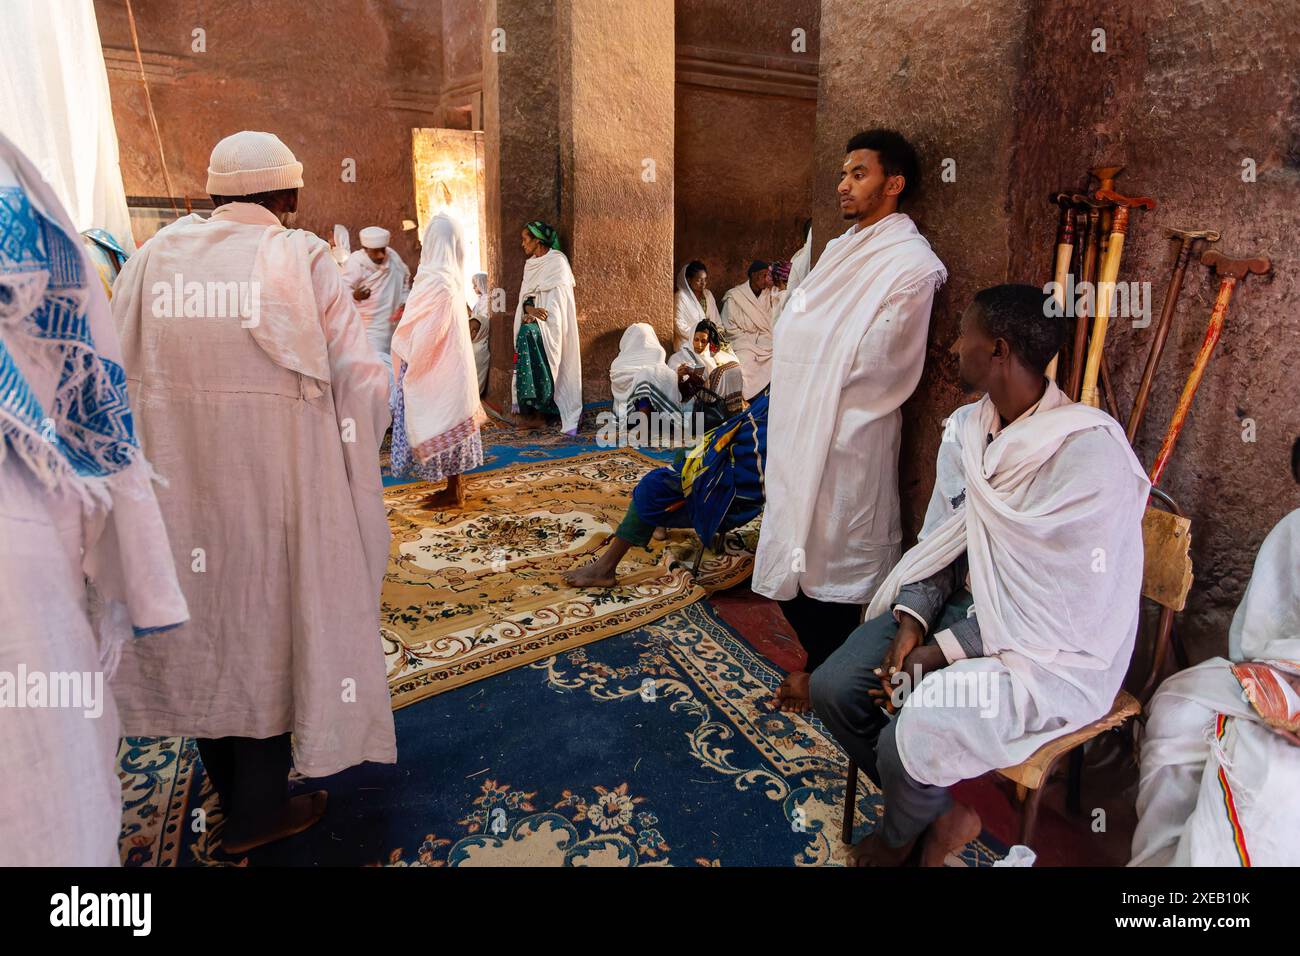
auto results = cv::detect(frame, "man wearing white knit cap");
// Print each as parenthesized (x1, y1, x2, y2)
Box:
(110, 130, 397, 855)
(340, 224, 410, 377)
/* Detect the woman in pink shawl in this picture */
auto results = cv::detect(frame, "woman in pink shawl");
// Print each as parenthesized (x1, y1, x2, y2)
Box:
(389, 213, 486, 508)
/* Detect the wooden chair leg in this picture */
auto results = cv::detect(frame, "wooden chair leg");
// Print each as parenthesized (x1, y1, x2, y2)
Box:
(1066, 747, 1084, 816)
(842, 759, 858, 845)
(690, 537, 706, 575)
(1019, 784, 1044, 847)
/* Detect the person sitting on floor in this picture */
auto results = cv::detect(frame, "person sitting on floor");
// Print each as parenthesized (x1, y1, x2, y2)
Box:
(810, 283, 1150, 867)
(564, 393, 768, 588)
(1130, 442, 1300, 867)
(668, 319, 747, 428)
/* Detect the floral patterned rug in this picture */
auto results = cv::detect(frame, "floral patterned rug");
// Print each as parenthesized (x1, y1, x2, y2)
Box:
(117, 601, 1005, 867)
(383, 449, 746, 707)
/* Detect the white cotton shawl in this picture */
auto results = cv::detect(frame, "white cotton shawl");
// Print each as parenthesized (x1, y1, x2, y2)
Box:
(674, 264, 721, 352)
(866, 382, 1151, 787)
(512, 248, 582, 432)
(1131, 508, 1300, 866)
(341, 246, 410, 358)
(720, 279, 775, 396)
(470, 272, 491, 394)
(610, 323, 680, 415)
(390, 214, 484, 460)
(752, 213, 946, 600)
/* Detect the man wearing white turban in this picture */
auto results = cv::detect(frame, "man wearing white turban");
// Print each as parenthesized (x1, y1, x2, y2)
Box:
(341, 225, 410, 376)
(109, 131, 397, 855)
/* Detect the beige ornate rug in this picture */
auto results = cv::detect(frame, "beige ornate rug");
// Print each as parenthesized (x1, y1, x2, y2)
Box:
(382, 449, 719, 708)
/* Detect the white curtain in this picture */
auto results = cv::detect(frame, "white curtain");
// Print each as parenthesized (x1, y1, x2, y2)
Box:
(0, 0, 134, 248)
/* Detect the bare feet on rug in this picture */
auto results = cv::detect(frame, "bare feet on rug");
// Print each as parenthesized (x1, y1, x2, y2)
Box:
(774, 671, 812, 713)
(652, 527, 667, 541)
(563, 536, 632, 589)
(514, 412, 548, 430)
(420, 475, 466, 510)
(221, 790, 329, 855)
(919, 801, 982, 867)
(846, 830, 914, 867)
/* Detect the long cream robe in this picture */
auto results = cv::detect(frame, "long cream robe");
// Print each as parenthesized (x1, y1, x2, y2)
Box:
(1131, 508, 1300, 867)
(470, 272, 490, 394)
(110, 202, 396, 778)
(867, 384, 1150, 787)
(0, 135, 187, 866)
(719, 279, 775, 398)
(340, 247, 410, 365)
(753, 214, 946, 604)
(511, 248, 582, 433)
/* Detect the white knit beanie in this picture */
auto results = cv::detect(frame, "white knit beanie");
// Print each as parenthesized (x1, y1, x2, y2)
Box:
(205, 131, 304, 195)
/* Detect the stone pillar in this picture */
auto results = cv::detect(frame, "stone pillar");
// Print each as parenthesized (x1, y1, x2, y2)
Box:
(812, 0, 1031, 537)
(482, 0, 674, 410)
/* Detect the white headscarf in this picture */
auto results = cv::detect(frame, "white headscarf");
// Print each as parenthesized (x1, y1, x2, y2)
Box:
(674, 263, 721, 352)
(609, 322, 679, 416)
(390, 214, 484, 459)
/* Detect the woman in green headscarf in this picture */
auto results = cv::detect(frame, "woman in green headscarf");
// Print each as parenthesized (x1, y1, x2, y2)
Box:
(513, 220, 582, 434)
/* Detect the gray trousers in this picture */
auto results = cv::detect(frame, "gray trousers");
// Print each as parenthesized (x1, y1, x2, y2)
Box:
(809, 593, 972, 848)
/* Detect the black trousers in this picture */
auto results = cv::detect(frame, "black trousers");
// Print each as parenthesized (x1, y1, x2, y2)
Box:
(778, 588, 863, 673)
(195, 734, 292, 840)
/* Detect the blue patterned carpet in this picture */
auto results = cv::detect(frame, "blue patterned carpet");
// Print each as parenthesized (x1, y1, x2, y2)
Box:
(119, 601, 1004, 867)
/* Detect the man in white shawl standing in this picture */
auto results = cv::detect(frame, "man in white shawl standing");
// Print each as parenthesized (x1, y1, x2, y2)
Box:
(674, 260, 722, 353)
(389, 214, 485, 509)
(109, 131, 396, 855)
(1131, 469, 1300, 867)
(811, 284, 1149, 866)
(341, 225, 410, 374)
(0, 133, 189, 866)
(719, 259, 775, 399)
(512, 220, 581, 435)
(754, 130, 947, 713)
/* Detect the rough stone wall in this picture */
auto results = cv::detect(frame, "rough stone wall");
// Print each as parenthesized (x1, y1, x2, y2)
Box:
(815, 0, 1300, 660)
(674, 0, 819, 297)
(1008, 0, 1300, 659)
(93, 0, 444, 266)
(558, 0, 676, 397)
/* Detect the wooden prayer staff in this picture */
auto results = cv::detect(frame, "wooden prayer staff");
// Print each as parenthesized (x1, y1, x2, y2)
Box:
(1046, 192, 1077, 381)
(1078, 188, 1155, 409)
(1066, 195, 1108, 400)
(1149, 250, 1271, 486)
(1090, 164, 1123, 255)
(1125, 228, 1220, 443)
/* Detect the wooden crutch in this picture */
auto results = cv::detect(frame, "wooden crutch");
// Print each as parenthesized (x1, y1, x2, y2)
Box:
(1149, 251, 1271, 486)
(1066, 195, 1108, 400)
(1078, 188, 1155, 409)
(1090, 164, 1123, 256)
(1125, 228, 1220, 443)
(1046, 193, 1077, 381)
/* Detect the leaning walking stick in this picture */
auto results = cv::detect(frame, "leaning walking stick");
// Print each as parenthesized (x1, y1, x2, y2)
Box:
(1125, 228, 1220, 442)
(1149, 251, 1271, 486)
(1066, 195, 1108, 400)
(1090, 164, 1123, 255)
(1079, 188, 1155, 409)
(1046, 192, 1077, 381)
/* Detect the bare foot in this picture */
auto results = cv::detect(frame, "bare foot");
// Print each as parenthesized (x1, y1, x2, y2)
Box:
(419, 483, 466, 510)
(563, 561, 619, 588)
(221, 790, 328, 854)
(774, 671, 811, 713)
(514, 412, 547, 429)
(846, 830, 914, 867)
(652, 527, 667, 541)
(919, 801, 982, 867)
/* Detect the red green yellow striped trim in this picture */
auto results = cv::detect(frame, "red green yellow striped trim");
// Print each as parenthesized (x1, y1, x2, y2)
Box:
(1214, 714, 1251, 867)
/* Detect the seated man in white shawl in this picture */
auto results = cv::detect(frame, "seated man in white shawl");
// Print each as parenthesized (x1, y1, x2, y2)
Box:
(810, 284, 1149, 866)
(341, 225, 410, 377)
(1131, 451, 1300, 867)
(0, 132, 188, 866)
(609, 322, 688, 428)
(719, 259, 775, 399)
(110, 131, 396, 855)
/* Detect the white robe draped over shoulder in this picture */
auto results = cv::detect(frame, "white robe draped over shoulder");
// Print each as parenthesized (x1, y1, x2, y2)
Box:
(753, 213, 946, 604)
(109, 202, 397, 779)
(511, 248, 582, 433)
(719, 280, 775, 398)
(866, 384, 1151, 787)
(1131, 508, 1300, 867)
